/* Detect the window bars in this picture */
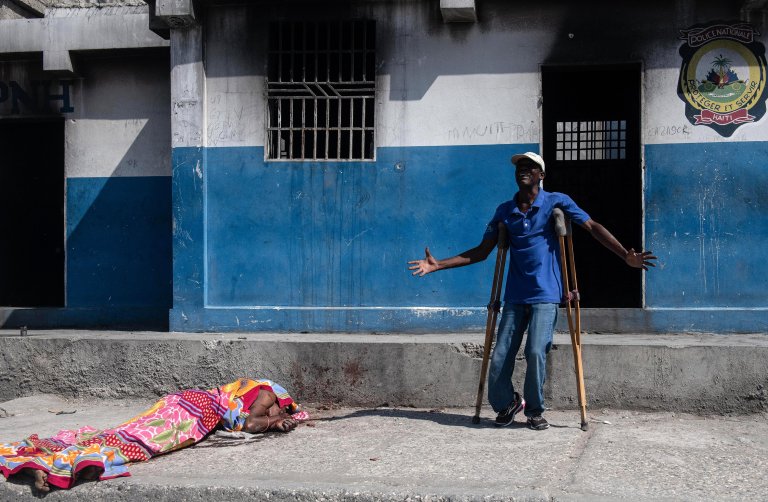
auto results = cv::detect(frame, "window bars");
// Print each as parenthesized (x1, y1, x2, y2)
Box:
(555, 120, 626, 162)
(266, 20, 376, 161)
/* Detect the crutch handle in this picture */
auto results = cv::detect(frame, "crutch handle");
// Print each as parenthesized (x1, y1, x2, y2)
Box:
(497, 223, 509, 250)
(487, 300, 502, 312)
(552, 208, 572, 237)
(492, 223, 509, 312)
(563, 289, 580, 303)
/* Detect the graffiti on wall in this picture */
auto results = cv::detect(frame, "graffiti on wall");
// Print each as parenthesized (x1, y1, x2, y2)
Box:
(677, 21, 767, 137)
(446, 121, 540, 144)
(0, 80, 74, 115)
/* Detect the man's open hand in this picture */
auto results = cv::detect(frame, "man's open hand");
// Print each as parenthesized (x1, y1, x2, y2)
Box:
(408, 247, 439, 276)
(625, 249, 657, 271)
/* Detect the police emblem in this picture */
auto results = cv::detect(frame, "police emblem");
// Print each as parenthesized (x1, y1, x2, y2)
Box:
(678, 21, 767, 137)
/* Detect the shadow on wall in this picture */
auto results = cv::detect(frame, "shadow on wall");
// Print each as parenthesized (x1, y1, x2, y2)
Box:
(66, 123, 172, 310)
(64, 52, 172, 322)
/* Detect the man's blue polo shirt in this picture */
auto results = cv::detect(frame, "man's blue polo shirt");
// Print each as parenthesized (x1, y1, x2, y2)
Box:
(483, 190, 590, 304)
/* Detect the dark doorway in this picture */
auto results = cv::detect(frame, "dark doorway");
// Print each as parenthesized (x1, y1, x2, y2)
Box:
(542, 64, 642, 307)
(0, 119, 65, 306)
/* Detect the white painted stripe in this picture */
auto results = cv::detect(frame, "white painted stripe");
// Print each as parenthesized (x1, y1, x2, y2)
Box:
(205, 73, 542, 149)
(171, 28, 206, 149)
(377, 73, 541, 148)
(206, 76, 265, 148)
(66, 119, 170, 178)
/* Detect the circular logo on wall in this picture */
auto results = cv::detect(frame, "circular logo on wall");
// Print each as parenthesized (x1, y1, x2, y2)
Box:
(678, 21, 767, 137)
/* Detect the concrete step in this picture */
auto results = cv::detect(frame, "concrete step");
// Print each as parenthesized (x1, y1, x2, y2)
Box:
(0, 330, 766, 414)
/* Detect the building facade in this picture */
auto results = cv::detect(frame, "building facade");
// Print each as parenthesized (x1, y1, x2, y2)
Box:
(0, 2, 171, 328)
(1, 0, 767, 333)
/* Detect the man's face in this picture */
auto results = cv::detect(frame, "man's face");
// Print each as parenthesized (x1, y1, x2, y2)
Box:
(515, 159, 544, 188)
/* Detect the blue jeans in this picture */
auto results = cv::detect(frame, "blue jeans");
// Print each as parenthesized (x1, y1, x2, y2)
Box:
(488, 303, 558, 417)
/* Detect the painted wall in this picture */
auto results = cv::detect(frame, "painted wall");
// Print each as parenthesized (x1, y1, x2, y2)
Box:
(173, 2, 541, 331)
(0, 53, 171, 329)
(641, 14, 768, 331)
(65, 54, 171, 309)
(170, 0, 768, 333)
(65, 54, 171, 323)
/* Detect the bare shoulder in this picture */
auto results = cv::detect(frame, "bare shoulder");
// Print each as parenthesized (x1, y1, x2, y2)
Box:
(249, 389, 277, 412)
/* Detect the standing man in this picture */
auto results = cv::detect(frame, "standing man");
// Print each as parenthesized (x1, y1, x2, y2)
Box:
(408, 152, 656, 430)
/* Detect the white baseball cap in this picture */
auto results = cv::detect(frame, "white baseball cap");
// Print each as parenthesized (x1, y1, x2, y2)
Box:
(511, 152, 545, 172)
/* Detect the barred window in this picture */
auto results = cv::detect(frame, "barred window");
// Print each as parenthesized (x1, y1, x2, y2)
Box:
(266, 20, 376, 161)
(555, 120, 626, 161)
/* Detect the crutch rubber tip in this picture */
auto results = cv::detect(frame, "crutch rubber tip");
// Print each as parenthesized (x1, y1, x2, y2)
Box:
(471, 415, 480, 424)
(581, 422, 589, 431)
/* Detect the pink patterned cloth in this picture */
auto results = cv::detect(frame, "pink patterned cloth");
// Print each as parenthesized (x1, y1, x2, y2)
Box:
(0, 378, 301, 489)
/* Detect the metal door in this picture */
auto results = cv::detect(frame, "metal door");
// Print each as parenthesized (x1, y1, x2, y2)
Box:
(542, 64, 642, 307)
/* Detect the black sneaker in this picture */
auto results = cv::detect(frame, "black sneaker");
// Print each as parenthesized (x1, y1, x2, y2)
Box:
(494, 392, 525, 426)
(527, 415, 549, 430)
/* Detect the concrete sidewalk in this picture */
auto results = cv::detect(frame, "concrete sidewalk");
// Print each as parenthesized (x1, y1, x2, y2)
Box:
(1, 394, 766, 501)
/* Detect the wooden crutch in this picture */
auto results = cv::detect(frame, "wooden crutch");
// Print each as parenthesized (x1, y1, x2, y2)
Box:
(552, 208, 588, 431)
(472, 222, 509, 424)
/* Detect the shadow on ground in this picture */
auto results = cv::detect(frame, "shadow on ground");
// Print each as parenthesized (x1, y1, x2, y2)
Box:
(309, 407, 537, 429)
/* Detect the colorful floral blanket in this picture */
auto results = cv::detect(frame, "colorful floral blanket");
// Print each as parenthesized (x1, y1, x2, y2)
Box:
(0, 378, 299, 489)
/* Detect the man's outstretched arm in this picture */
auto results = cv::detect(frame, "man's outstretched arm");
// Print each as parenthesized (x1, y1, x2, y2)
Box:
(408, 238, 498, 277)
(579, 219, 657, 270)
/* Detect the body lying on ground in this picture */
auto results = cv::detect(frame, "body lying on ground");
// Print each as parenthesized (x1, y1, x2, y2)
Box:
(0, 378, 307, 492)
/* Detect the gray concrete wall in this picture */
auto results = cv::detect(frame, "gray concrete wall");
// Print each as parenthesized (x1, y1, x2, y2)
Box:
(1, 331, 766, 414)
(0, 0, 36, 19)
(0, 4, 167, 72)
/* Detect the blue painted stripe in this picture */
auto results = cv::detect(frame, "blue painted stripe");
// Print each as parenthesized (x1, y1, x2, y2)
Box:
(170, 305, 489, 333)
(170, 143, 537, 331)
(169, 141, 768, 333)
(202, 144, 533, 310)
(167, 306, 768, 334)
(172, 147, 205, 310)
(67, 176, 171, 309)
(645, 141, 768, 309)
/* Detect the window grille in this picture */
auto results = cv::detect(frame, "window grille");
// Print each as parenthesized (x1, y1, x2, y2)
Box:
(266, 20, 376, 161)
(555, 120, 626, 161)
